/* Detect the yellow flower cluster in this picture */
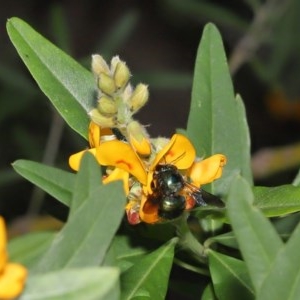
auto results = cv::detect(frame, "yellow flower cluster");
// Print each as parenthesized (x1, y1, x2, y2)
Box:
(69, 55, 227, 224)
(0, 217, 27, 299)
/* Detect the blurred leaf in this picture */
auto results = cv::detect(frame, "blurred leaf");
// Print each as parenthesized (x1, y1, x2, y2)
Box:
(208, 250, 254, 300)
(253, 185, 300, 217)
(243, 0, 262, 12)
(257, 221, 300, 300)
(201, 284, 217, 300)
(99, 9, 139, 59)
(272, 213, 300, 240)
(49, 3, 72, 53)
(20, 267, 120, 300)
(162, 0, 248, 32)
(121, 238, 178, 300)
(292, 168, 300, 186)
(0, 63, 37, 95)
(206, 231, 238, 249)
(32, 156, 125, 272)
(104, 234, 150, 273)
(186, 23, 252, 196)
(12, 125, 44, 159)
(227, 176, 283, 293)
(134, 71, 192, 90)
(0, 169, 22, 187)
(6, 17, 94, 139)
(12, 159, 74, 207)
(69, 152, 102, 217)
(8, 231, 55, 268)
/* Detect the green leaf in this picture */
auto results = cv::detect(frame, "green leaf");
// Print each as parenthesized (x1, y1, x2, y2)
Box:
(205, 231, 238, 249)
(227, 176, 283, 293)
(186, 23, 252, 196)
(8, 231, 55, 268)
(272, 213, 300, 240)
(32, 159, 125, 272)
(201, 284, 217, 300)
(163, 0, 249, 33)
(253, 185, 300, 217)
(20, 267, 120, 300)
(292, 168, 300, 186)
(99, 9, 139, 59)
(208, 250, 254, 300)
(121, 238, 178, 300)
(6, 17, 94, 139)
(12, 159, 74, 207)
(104, 235, 150, 273)
(69, 152, 102, 216)
(257, 222, 300, 300)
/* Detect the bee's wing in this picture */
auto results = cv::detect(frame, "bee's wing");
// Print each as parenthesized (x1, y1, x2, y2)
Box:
(185, 182, 224, 208)
(199, 188, 225, 207)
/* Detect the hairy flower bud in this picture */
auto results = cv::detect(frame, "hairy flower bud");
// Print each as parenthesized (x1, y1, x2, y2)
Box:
(91, 54, 110, 76)
(114, 61, 130, 89)
(127, 84, 149, 113)
(97, 96, 118, 116)
(98, 73, 116, 96)
(127, 120, 151, 156)
(89, 108, 116, 127)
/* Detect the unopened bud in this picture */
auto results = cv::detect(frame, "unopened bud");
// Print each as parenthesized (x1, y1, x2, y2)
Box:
(127, 121, 151, 156)
(89, 108, 116, 127)
(127, 84, 149, 112)
(110, 56, 121, 73)
(114, 61, 130, 89)
(98, 73, 116, 95)
(97, 96, 118, 116)
(92, 54, 110, 76)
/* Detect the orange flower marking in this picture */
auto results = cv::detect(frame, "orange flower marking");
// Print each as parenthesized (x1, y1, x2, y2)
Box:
(116, 160, 132, 171)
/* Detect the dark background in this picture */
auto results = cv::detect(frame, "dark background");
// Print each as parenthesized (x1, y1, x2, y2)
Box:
(0, 0, 299, 221)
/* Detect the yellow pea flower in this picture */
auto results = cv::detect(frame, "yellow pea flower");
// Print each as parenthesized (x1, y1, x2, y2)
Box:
(68, 121, 226, 224)
(0, 217, 27, 299)
(95, 133, 226, 224)
(69, 122, 114, 171)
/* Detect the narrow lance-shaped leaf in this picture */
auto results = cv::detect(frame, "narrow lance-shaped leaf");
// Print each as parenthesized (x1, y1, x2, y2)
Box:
(186, 23, 252, 195)
(253, 184, 300, 217)
(121, 238, 178, 300)
(32, 155, 125, 273)
(69, 152, 102, 217)
(6, 17, 95, 139)
(227, 176, 283, 293)
(257, 221, 300, 300)
(292, 168, 300, 186)
(208, 250, 254, 300)
(12, 159, 75, 207)
(8, 232, 56, 269)
(20, 267, 120, 300)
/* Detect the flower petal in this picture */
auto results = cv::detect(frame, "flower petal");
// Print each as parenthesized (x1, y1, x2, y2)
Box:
(130, 135, 151, 156)
(96, 141, 147, 185)
(103, 167, 130, 195)
(139, 195, 160, 224)
(0, 263, 27, 299)
(68, 148, 97, 171)
(0, 217, 7, 271)
(188, 154, 227, 187)
(150, 134, 196, 170)
(88, 121, 101, 148)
